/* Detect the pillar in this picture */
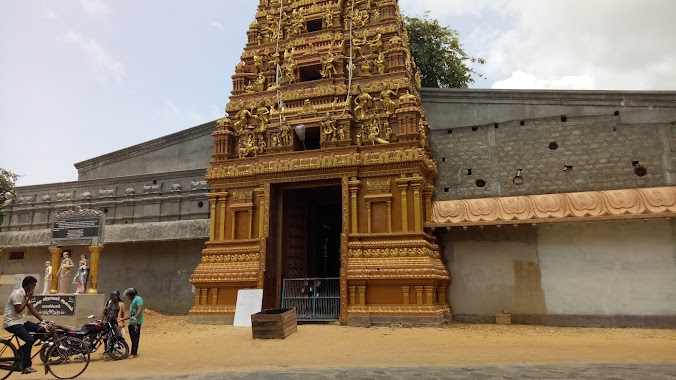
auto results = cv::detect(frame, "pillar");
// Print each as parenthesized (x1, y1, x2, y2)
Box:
(219, 192, 228, 241)
(348, 286, 356, 305)
(401, 286, 410, 305)
(424, 286, 435, 305)
(423, 186, 434, 224)
(210, 288, 218, 305)
(414, 285, 424, 305)
(194, 288, 201, 307)
(396, 175, 409, 232)
(86, 245, 103, 294)
(348, 177, 360, 234)
(48, 246, 63, 294)
(411, 180, 422, 232)
(254, 187, 265, 238)
(208, 193, 219, 241)
(357, 285, 366, 306)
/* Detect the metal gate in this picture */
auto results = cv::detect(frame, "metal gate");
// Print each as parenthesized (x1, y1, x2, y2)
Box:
(281, 278, 340, 321)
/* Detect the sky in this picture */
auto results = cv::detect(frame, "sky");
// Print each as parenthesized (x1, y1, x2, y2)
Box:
(1, 0, 675, 187)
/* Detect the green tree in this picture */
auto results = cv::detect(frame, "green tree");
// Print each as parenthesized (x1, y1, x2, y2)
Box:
(0, 168, 20, 225)
(405, 13, 485, 88)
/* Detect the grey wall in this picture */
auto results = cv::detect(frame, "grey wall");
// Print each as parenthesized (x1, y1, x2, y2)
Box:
(442, 219, 676, 327)
(75, 122, 215, 181)
(0, 241, 203, 315)
(423, 89, 676, 201)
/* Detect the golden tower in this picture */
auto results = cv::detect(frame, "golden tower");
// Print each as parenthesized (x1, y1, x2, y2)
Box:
(190, 0, 450, 325)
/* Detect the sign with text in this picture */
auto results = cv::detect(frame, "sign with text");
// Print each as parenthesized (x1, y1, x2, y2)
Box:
(52, 218, 101, 240)
(233, 289, 263, 327)
(50, 208, 104, 246)
(30, 295, 77, 316)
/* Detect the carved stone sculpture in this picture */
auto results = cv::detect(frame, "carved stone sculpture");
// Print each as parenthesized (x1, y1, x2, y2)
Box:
(57, 252, 73, 294)
(42, 261, 52, 295)
(75, 255, 89, 294)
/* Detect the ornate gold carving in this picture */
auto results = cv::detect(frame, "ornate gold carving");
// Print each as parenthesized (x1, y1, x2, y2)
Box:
(430, 186, 676, 226)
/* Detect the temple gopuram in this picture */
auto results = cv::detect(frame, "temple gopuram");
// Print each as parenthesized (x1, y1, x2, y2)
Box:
(189, 0, 449, 325)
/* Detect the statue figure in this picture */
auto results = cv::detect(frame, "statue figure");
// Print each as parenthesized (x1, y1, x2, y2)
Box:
(338, 125, 345, 140)
(321, 113, 337, 142)
(42, 261, 52, 295)
(379, 88, 398, 115)
(253, 51, 265, 73)
(419, 119, 427, 146)
(361, 60, 372, 75)
(324, 8, 333, 28)
(321, 51, 338, 78)
(268, 51, 280, 71)
(370, 32, 383, 54)
(271, 133, 279, 147)
(255, 103, 270, 131)
(353, 86, 373, 121)
(415, 70, 422, 89)
(352, 36, 367, 59)
(56, 252, 73, 294)
(75, 255, 89, 294)
(355, 132, 362, 146)
(234, 108, 252, 134)
(280, 122, 291, 146)
(389, 35, 403, 47)
(374, 51, 386, 74)
(384, 121, 393, 141)
(254, 73, 266, 92)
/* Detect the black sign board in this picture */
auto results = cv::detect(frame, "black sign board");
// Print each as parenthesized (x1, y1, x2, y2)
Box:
(52, 218, 101, 240)
(30, 295, 77, 316)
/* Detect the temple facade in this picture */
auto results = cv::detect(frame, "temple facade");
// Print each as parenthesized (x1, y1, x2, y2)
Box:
(189, 0, 449, 325)
(1, 2, 675, 328)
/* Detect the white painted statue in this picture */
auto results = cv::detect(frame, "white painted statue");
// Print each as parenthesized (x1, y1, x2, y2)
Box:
(42, 261, 52, 294)
(56, 252, 74, 294)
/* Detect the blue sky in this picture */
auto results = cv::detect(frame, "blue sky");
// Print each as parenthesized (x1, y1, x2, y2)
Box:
(1, 0, 675, 186)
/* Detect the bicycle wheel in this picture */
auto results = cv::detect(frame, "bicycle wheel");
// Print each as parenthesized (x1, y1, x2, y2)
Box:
(0, 339, 18, 380)
(107, 338, 129, 360)
(45, 337, 90, 379)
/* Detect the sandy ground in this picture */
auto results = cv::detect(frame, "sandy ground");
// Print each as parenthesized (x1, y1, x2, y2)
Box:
(18, 309, 676, 379)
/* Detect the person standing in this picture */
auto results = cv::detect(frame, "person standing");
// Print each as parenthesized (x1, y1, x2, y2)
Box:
(122, 288, 143, 359)
(3, 276, 46, 374)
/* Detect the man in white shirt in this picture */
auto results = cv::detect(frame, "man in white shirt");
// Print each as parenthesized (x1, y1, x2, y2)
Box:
(3, 276, 46, 374)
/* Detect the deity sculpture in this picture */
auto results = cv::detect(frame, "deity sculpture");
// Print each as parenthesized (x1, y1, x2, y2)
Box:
(233, 108, 252, 134)
(56, 252, 73, 294)
(42, 261, 52, 295)
(379, 88, 398, 115)
(324, 8, 333, 28)
(353, 86, 373, 121)
(75, 255, 89, 294)
(255, 103, 270, 131)
(370, 32, 383, 54)
(254, 73, 266, 92)
(419, 119, 427, 146)
(254, 51, 265, 73)
(384, 121, 393, 141)
(321, 51, 338, 79)
(374, 51, 386, 75)
(321, 113, 337, 142)
(338, 125, 345, 140)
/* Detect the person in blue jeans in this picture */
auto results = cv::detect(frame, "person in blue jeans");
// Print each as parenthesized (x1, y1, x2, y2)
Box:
(121, 287, 144, 359)
(3, 276, 46, 374)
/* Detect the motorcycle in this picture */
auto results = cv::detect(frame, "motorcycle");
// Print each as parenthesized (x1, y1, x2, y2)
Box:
(41, 316, 129, 362)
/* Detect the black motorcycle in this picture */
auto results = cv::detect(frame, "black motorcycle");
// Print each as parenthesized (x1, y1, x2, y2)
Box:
(41, 316, 129, 362)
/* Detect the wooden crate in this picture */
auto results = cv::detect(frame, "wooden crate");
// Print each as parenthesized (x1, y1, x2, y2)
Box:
(251, 308, 297, 339)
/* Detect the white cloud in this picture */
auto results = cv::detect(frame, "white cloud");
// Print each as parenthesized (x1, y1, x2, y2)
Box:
(479, 0, 676, 90)
(65, 31, 126, 84)
(156, 101, 208, 128)
(210, 21, 225, 31)
(79, 0, 111, 16)
(41, 7, 60, 20)
(492, 70, 594, 90)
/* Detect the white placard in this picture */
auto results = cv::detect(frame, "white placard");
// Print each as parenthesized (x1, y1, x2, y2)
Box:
(233, 289, 263, 327)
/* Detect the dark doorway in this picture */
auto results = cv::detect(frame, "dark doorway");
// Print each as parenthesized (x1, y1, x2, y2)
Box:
(264, 181, 342, 309)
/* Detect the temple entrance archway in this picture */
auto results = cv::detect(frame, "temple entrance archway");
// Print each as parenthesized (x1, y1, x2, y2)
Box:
(263, 180, 343, 314)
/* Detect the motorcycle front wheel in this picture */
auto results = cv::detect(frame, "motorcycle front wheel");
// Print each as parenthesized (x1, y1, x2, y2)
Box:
(107, 338, 129, 360)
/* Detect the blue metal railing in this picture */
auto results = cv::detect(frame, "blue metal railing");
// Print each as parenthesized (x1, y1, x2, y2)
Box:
(281, 277, 340, 321)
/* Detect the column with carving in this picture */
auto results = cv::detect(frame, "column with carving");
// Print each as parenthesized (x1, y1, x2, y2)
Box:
(86, 245, 103, 294)
(48, 246, 63, 294)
